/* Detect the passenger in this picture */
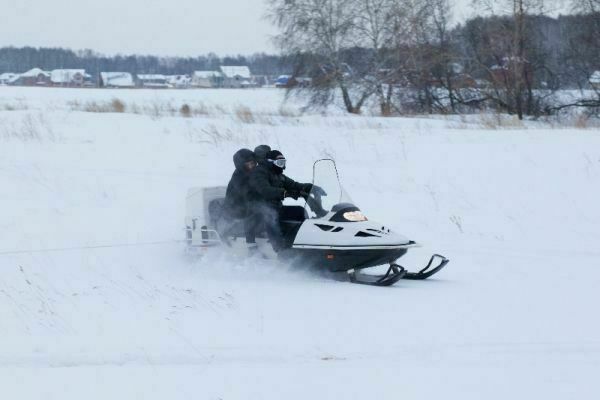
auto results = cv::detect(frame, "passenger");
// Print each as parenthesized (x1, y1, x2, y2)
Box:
(224, 148, 258, 251)
(254, 144, 271, 165)
(248, 150, 313, 252)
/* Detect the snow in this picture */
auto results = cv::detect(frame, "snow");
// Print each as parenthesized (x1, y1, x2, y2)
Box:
(590, 71, 600, 85)
(0, 86, 599, 399)
(50, 69, 85, 83)
(220, 65, 251, 78)
(193, 70, 222, 78)
(137, 74, 167, 80)
(100, 72, 135, 88)
(20, 68, 50, 78)
(0, 72, 19, 84)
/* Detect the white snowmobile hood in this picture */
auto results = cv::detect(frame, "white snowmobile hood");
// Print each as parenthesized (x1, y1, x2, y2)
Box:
(292, 215, 416, 250)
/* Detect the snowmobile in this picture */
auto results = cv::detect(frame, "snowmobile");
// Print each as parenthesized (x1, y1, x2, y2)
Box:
(184, 159, 448, 286)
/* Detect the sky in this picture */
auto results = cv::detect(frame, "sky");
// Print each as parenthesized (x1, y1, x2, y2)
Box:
(0, 0, 571, 57)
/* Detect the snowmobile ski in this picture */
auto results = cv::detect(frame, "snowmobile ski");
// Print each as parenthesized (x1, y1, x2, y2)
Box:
(348, 264, 407, 286)
(402, 254, 449, 280)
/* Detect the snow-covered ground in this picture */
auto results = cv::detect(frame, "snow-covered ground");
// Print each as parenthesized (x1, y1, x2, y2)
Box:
(1, 87, 599, 399)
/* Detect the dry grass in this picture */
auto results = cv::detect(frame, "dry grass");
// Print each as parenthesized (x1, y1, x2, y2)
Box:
(235, 106, 256, 123)
(192, 103, 211, 116)
(111, 98, 126, 113)
(180, 104, 192, 118)
(78, 98, 127, 113)
(572, 113, 599, 129)
(0, 113, 58, 142)
(278, 106, 301, 118)
(478, 112, 524, 129)
(64, 97, 308, 125)
(1, 100, 29, 111)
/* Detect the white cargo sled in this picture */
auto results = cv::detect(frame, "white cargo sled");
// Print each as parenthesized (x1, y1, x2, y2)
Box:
(185, 159, 448, 286)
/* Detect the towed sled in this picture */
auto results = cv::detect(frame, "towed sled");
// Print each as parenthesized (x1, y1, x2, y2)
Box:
(184, 159, 448, 286)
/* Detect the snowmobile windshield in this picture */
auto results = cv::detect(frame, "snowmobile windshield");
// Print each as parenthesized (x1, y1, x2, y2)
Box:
(305, 159, 355, 219)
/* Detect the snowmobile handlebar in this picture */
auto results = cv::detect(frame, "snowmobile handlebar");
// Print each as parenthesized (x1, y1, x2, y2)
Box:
(305, 191, 328, 218)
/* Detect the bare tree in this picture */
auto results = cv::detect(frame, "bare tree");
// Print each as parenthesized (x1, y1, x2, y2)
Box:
(267, 0, 374, 114)
(353, 0, 402, 115)
(549, 0, 600, 115)
(574, 0, 600, 12)
(470, 0, 546, 119)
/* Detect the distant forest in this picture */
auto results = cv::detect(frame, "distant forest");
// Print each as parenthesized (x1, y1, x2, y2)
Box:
(1, 12, 597, 83)
(0, 12, 597, 85)
(0, 48, 293, 76)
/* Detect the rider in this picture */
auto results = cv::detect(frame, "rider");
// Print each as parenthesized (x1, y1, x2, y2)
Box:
(254, 144, 271, 165)
(224, 148, 258, 249)
(248, 149, 313, 252)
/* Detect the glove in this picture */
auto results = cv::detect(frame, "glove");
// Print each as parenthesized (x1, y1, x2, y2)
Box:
(301, 184, 327, 196)
(284, 189, 301, 200)
(301, 183, 313, 193)
(312, 185, 327, 196)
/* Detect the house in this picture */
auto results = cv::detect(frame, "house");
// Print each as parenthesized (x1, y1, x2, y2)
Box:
(83, 73, 95, 87)
(450, 73, 477, 89)
(166, 75, 192, 89)
(590, 71, 600, 90)
(219, 66, 252, 88)
(12, 68, 51, 86)
(192, 71, 223, 88)
(275, 75, 296, 88)
(489, 57, 533, 87)
(136, 74, 170, 88)
(99, 72, 135, 88)
(51, 69, 86, 87)
(274, 75, 311, 88)
(0, 72, 19, 85)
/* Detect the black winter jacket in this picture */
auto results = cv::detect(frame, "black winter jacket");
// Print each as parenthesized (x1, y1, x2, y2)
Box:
(225, 169, 251, 219)
(248, 164, 305, 209)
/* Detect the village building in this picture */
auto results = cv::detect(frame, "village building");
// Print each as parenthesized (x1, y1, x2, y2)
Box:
(192, 71, 223, 88)
(99, 72, 135, 88)
(274, 75, 310, 88)
(166, 75, 192, 89)
(0, 72, 19, 85)
(136, 74, 170, 88)
(11, 68, 51, 86)
(50, 69, 86, 87)
(219, 66, 252, 88)
(275, 75, 296, 88)
(489, 57, 534, 87)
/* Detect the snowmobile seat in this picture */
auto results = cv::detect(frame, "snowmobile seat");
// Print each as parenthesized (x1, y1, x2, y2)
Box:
(208, 198, 245, 238)
(279, 205, 307, 242)
(280, 205, 307, 224)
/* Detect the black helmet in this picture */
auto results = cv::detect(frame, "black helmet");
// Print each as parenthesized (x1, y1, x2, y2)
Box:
(266, 149, 286, 173)
(254, 144, 271, 163)
(233, 148, 256, 171)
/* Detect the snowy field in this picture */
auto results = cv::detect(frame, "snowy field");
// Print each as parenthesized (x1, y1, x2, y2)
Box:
(1, 87, 599, 399)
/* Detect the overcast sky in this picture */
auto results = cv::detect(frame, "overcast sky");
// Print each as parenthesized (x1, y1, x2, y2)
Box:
(0, 0, 570, 57)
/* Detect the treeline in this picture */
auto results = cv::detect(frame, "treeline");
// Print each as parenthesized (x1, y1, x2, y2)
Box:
(268, 0, 600, 118)
(0, 47, 292, 76)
